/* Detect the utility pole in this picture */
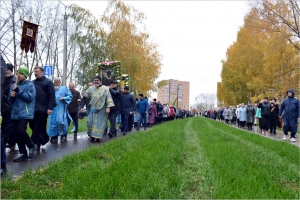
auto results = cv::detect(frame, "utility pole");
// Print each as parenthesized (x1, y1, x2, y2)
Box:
(59, 0, 67, 86)
(177, 84, 179, 108)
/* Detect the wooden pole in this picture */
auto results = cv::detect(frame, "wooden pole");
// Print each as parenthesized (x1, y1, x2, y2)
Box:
(15, 49, 24, 85)
(15, 16, 32, 85)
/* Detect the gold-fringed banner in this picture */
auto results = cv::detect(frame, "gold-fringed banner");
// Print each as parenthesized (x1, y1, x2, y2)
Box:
(20, 20, 39, 53)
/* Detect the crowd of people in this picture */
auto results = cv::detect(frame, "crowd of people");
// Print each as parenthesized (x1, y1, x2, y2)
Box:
(201, 92, 299, 142)
(0, 56, 197, 176)
(1, 55, 298, 176)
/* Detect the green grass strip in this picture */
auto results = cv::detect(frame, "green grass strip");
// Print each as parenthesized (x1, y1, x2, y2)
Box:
(1, 117, 299, 199)
(193, 117, 300, 199)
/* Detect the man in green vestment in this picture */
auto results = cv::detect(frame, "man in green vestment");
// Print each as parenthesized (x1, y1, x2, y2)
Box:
(82, 76, 114, 142)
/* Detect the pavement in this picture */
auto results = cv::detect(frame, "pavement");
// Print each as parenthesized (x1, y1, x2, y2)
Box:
(4, 127, 149, 179)
(215, 118, 300, 147)
(3, 117, 299, 179)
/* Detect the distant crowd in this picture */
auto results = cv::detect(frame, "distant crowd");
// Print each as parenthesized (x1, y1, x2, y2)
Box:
(200, 92, 299, 142)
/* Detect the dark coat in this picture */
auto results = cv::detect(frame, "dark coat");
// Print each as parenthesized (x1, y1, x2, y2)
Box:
(246, 105, 256, 123)
(109, 87, 121, 110)
(1, 55, 7, 102)
(120, 92, 135, 114)
(1, 75, 16, 113)
(67, 89, 81, 114)
(270, 104, 279, 127)
(278, 89, 300, 133)
(157, 104, 163, 118)
(32, 76, 56, 113)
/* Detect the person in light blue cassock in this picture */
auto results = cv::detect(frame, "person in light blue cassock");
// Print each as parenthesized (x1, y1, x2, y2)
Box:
(81, 76, 114, 143)
(47, 77, 72, 142)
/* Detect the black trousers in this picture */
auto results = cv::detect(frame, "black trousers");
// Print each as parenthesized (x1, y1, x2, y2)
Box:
(14, 119, 34, 155)
(1, 111, 16, 147)
(270, 126, 277, 134)
(128, 114, 133, 131)
(29, 112, 49, 145)
(247, 122, 253, 130)
(108, 109, 119, 134)
(67, 113, 78, 133)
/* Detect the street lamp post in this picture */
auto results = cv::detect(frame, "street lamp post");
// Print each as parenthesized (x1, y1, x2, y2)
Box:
(59, 0, 67, 86)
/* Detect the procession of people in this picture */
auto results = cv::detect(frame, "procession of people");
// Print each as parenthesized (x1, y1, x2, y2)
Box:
(201, 93, 299, 142)
(1, 54, 299, 177)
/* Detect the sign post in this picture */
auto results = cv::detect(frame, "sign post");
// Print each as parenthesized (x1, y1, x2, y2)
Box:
(44, 65, 53, 79)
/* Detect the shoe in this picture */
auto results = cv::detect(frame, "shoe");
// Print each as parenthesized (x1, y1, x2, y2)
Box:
(144, 128, 146, 130)
(28, 144, 37, 159)
(290, 137, 296, 142)
(95, 139, 101, 143)
(90, 137, 95, 142)
(50, 137, 58, 143)
(123, 132, 127, 135)
(61, 135, 67, 142)
(13, 154, 28, 162)
(108, 132, 113, 138)
(135, 128, 140, 131)
(1, 168, 7, 176)
(112, 133, 117, 137)
(283, 135, 287, 141)
(74, 132, 77, 137)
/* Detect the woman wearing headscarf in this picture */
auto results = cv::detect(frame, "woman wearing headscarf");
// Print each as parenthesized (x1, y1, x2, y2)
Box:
(246, 101, 256, 130)
(258, 97, 271, 135)
(238, 103, 247, 129)
(270, 98, 279, 135)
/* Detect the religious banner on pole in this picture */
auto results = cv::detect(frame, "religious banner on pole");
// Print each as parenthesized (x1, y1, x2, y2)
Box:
(20, 20, 39, 53)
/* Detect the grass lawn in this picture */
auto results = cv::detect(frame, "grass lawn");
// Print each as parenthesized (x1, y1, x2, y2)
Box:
(1, 117, 299, 199)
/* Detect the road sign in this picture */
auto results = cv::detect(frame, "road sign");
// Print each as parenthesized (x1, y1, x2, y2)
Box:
(44, 65, 52, 79)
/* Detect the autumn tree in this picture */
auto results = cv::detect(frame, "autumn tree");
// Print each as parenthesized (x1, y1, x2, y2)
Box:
(218, 5, 299, 106)
(102, 0, 162, 96)
(249, 0, 300, 51)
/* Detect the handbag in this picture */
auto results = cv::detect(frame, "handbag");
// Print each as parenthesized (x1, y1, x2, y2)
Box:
(278, 118, 282, 128)
(255, 108, 261, 118)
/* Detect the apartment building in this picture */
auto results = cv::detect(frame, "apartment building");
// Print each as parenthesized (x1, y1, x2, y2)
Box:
(157, 79, 190, 109)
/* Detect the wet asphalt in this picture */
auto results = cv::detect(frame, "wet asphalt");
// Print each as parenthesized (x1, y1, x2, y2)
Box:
(5, 128, 146, 179)
(4, 117, 299, 179)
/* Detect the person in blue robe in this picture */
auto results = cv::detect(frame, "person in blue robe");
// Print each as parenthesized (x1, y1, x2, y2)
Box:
(47, 77, 72, 142)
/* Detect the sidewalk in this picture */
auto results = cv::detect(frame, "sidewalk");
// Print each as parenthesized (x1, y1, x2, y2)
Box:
(5, 128, 149, 179)
(215, 119, 300, 147)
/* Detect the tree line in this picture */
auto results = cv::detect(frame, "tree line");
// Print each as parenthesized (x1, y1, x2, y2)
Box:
(217, 0, 299, 106)
(0, 0, 162, 96)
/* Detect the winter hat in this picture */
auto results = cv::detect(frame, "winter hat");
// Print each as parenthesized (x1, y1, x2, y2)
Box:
(18, 67, 29, 78)
(7, 63, 14, 72)
(94, 76, 102, 81)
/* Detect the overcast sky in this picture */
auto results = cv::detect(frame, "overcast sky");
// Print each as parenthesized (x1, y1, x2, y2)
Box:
(62, 0, 249, 105)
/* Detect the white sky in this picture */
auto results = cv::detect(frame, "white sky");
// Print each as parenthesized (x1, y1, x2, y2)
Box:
(62, 0, 249, 105)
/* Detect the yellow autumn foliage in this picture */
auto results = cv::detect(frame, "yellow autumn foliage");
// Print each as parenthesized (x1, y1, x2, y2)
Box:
(218, 3, 299, 106)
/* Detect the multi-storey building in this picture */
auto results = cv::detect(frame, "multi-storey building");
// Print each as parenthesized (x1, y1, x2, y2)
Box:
(157, 79, 190, 109)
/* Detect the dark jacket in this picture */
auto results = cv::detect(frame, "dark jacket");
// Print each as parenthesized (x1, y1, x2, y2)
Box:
(259, 102, 271, 116)
(67, 89, 81, 114)
(109, 87, 121, 110)
(32, 76, 56, 113)
(1, 75, 16, 113)
(1, 55, 7, 102)
(120, 92, 135, 114)
(136, 98, 149, 114)
(278, 89, 300, 133)
(270, 104, 279, 126)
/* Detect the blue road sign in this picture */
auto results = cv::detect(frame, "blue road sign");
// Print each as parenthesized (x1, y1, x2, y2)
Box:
(44, 65, 53, 77)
